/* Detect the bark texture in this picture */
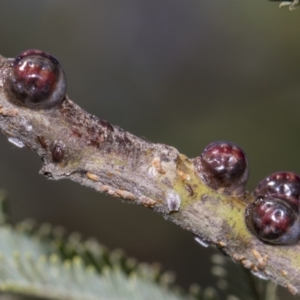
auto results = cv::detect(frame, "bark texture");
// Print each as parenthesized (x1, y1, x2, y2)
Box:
(0, 53, 299, 295)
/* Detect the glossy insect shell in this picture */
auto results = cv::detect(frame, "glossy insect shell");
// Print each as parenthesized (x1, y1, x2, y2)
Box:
(245, 194, 300, 245)
(4, 49, 67, 109)
(196, 141, 249, 196)
(254, 172, 300, 199)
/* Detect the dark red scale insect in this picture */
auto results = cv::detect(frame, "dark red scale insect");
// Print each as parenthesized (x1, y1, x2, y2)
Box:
(194, 141, 249, 196)
(245, 194, 300, 245)
(4, 49, 66, 109)
(246, 171, 300, 245)
(254, 172, 300, 199)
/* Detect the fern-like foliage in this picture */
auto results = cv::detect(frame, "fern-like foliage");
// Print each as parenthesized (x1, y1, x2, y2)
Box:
(0, 225, 190, 299)
(0, 190, 281, 300)
(0, 191, 201, 300)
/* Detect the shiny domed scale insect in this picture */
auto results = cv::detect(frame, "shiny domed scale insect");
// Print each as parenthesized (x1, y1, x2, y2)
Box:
(4, 49, 67, 109)
(194, 141, 249, 197)
(246, 172, 300, 245)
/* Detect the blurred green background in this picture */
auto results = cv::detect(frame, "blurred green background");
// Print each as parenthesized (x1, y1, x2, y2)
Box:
(1, 0, 300, 299)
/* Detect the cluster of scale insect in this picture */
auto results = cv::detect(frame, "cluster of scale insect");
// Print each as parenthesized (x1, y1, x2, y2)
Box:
(6, 50, 300, 246)
(195, 141, 300, 245)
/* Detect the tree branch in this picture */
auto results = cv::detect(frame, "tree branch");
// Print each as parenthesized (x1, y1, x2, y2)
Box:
(0, 52, 299, 295)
